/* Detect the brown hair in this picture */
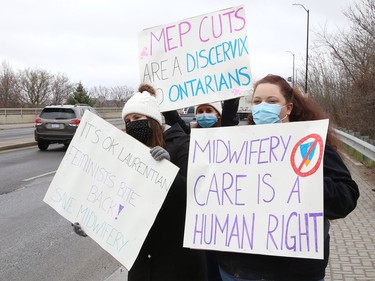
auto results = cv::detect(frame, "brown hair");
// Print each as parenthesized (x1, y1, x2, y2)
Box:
(145, 118, 166, 148)
(250, 74, 336, 147)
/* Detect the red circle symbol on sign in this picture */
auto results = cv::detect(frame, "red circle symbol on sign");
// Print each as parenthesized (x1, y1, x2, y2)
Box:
(290, 133, 324, 177)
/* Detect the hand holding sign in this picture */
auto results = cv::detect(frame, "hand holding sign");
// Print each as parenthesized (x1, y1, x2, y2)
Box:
(43, 111, 179, 270)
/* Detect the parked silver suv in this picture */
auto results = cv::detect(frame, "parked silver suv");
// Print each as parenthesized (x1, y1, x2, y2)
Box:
(34, 104, 97, 151)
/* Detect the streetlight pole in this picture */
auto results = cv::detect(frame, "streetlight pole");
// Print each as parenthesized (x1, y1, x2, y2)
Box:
(293, 3, 309, 94)
(286, 51, 295, 87)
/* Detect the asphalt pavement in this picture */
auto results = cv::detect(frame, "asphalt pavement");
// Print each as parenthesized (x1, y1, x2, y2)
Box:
(1, 122, 374, 281)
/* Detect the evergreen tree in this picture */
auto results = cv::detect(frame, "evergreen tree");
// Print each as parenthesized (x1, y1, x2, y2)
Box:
(67, 82, 95, 106)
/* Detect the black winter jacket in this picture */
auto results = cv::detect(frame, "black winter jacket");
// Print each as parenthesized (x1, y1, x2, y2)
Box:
(128, 123, 207, 281)
(216, 144, 359, 281)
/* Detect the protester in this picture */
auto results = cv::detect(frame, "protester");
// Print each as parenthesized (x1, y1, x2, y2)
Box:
(215, 74, 360, 281)
(163, 98, 240, 134)
(191, 101, 225, 281)
(193, 102, 223, 128)
(73, 83, 207, 281)
(163, 98, 239, 281)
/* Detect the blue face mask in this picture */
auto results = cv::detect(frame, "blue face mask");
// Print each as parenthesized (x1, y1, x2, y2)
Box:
(196, 113, 218, 128)
(252, 102, 283, 125)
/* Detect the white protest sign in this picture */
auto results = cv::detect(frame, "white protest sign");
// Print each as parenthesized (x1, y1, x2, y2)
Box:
(138, 5, 253, 111)
(184, 120, 329, 259)
(43, 111, 179, 270)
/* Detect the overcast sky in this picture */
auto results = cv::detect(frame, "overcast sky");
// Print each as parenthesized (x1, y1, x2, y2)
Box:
(0, 0, 358, 89)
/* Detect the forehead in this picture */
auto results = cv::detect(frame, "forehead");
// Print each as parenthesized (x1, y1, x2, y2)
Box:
(197, 104, 215, 111)
(253, 83, 284, 99)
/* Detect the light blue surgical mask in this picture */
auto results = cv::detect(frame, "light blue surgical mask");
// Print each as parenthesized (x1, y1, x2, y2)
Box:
(196, 113, 218, 128)
(252, 102, 286, 125)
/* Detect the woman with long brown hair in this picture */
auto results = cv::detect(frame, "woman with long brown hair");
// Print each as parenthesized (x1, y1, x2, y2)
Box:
(216, 74, 359, 281)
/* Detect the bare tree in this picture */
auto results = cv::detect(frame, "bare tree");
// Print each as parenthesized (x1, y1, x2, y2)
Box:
(305, 0, 375, 137)
(49, 73, 74, 105)
(0, 62, 21, 107)
(90, 85, 134, 107)
(17, 68, 53, 107)
(110, 85, 133, 107)
(90, 86, 111, 107)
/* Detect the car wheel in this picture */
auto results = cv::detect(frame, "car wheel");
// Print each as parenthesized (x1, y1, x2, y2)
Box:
(38, 141, 49, 151)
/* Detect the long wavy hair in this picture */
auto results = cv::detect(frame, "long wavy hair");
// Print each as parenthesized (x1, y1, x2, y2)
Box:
(248, 74, 336, 147)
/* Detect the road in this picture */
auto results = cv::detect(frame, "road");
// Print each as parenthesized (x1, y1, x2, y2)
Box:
(1, 144, 64, 194)
(0, 127, 34, 142)
(0, 145, 123, 281)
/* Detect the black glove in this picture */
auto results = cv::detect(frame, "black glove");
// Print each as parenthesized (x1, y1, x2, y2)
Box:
(72, 222, 87, 237)
(162, 110, 191, 134)
(150, 146, 170, 161)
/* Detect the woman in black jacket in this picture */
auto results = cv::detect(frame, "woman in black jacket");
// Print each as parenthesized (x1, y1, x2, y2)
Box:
(74, 83, 207, 281)
(216, 74, 359, 281)
(162, 98, 240, 281)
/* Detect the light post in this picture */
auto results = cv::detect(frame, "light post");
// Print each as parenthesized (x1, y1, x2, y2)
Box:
(286, 51, 295, 87)
(293, 3, 309, 94)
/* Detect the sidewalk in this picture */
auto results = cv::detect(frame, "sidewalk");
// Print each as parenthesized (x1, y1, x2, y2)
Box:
(325, 154, 375, 280)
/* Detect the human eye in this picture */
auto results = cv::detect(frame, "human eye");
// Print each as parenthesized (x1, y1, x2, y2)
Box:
(267, 98, 279, 104)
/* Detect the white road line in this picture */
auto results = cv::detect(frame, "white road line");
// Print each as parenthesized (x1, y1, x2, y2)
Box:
(22, 171, 56, 182)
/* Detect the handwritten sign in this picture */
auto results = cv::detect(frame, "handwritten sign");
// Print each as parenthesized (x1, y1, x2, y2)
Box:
(183, 120, 329, 259)
(43, 111, 179, 270)
(138, 5, 253, 111)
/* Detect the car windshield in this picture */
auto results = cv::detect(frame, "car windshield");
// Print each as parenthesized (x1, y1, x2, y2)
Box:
(40, 108, 76, 119)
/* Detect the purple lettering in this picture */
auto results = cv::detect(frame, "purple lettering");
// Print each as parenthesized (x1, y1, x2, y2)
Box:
(269, 135, 280, 162)
(287, 176, 301, 204)
(192, 213, 255, 250)
(199, 16, 209, 42)
(178, 21, 191, 46)
(257, 173, 275, 204)
(258, 137, 269, 164)
(266, 212, 323, 253)
(194, 175, 206, 206)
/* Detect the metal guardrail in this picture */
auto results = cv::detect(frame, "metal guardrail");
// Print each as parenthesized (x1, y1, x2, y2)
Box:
(0, 108, 42, 116)
(335, 129, 375, 162)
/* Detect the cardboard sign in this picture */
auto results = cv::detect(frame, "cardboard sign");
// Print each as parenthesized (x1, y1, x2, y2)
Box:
(184, 120, 329, 260)
(43, 111, 179, 270)
(138, 5, 253, 111)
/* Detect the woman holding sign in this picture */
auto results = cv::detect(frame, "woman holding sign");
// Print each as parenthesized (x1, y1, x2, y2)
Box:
(164, 99, 239, 281)
(163, 98, 240, 134)
(215, 74, 359, 281)
(74, 83, 207, 281)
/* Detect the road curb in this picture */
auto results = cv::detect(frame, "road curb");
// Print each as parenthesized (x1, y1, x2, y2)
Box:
(0, 141, 36, 152)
